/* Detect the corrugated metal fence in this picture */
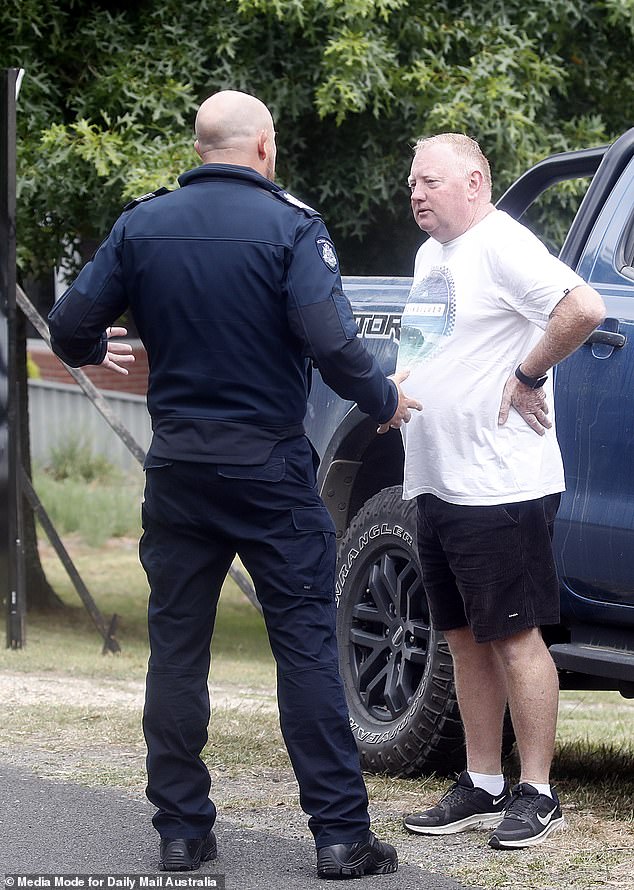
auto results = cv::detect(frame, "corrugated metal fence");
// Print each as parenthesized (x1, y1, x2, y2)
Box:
(28, 379, 152, 472)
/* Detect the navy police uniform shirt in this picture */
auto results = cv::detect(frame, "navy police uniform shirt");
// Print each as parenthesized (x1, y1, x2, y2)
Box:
(48, 164, 398, 464)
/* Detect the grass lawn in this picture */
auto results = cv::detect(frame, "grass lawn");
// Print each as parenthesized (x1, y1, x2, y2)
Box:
(1, 524, 632, 889)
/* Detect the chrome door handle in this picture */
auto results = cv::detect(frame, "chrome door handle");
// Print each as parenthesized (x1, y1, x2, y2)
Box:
(586, 318, 626, 358)
(586, 329, 626, 348)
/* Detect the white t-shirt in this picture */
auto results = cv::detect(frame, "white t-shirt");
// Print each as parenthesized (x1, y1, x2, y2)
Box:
(398, 210, 585, 505)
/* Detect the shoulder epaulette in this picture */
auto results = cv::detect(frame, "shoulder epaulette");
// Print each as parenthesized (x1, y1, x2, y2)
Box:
(273, 189, 320, 217)
(123, 186, 171, 212)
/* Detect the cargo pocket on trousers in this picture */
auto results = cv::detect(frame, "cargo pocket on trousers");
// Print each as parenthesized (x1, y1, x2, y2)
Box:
(217, 458, 286, 482)
(288, 505, 336, 598)
(141, 459, 175, 528)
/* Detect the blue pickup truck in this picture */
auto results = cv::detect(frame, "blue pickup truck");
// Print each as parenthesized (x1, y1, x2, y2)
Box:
(304, 128, 634, 777)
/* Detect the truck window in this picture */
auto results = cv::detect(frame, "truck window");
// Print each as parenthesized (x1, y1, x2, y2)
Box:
(519, 178, 591, 255)
(618, 215, 634, 280)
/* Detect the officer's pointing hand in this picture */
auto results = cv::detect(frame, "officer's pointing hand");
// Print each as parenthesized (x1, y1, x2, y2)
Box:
(101, 326, 135, 376)
(377, 369, 423, 435)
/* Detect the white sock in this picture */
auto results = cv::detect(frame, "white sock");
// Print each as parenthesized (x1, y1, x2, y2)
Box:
(467, 770, 506, 796)
(523, 781, 553, 799)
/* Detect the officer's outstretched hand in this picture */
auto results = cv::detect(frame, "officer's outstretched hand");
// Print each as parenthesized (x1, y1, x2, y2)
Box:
(101, 326, 135, 376)
(377, 369, 422, 435)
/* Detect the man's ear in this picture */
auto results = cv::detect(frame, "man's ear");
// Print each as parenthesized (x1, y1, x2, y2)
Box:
(194, 139, 203, 160)
(467, 168, 484, 199)
(257, 130, 268, 160)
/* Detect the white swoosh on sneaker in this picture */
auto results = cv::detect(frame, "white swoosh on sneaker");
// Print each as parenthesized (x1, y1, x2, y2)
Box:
(492, 795, 507, 806)
(536, 812, 553, 826)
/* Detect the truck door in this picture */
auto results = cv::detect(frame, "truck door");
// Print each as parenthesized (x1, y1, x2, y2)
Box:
(553, 155, 634, 624)
(497, 130, 634, 628)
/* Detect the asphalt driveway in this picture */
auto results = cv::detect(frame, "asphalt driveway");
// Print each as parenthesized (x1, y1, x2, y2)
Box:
(0, 762, 480, 890)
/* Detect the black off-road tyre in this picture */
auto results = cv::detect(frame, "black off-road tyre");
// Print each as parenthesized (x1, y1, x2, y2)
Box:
(336, 486, 466, 777)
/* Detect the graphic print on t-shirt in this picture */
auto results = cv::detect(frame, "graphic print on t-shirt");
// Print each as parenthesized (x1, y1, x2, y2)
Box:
(397, 265, 456, 370)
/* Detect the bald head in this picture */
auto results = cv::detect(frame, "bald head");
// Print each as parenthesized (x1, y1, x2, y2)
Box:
(194, 90, 277, 179)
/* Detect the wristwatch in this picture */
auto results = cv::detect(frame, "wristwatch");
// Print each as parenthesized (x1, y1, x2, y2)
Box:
(515, 364, 548, 389)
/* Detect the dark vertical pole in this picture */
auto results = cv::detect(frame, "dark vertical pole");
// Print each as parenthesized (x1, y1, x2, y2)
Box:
(1, 68, 26, 648)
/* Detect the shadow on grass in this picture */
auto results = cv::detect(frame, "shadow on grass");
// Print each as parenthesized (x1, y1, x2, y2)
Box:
(554, 740, 634, 781)
(552, 741, 634, 821)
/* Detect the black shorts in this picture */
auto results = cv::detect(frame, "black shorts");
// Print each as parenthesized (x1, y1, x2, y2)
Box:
(416, 493, 561, 643)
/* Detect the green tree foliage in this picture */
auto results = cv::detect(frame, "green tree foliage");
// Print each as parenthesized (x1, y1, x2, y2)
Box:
(2, 0, 633, 276)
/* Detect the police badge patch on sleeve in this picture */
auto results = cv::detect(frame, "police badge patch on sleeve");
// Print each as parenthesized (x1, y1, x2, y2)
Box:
(316, 237, 339, 272)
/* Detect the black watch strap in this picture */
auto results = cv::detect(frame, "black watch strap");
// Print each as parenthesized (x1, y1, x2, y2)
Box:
(515, 365, 548, 389)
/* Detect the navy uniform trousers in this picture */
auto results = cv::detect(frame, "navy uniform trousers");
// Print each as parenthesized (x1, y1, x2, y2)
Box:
(139, 435, 370, 848)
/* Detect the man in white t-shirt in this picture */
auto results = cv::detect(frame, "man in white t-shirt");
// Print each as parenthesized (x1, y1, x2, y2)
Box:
(398, 134, 605, 849)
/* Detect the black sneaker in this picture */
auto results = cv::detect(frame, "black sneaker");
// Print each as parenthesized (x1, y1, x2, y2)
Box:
(489, 784, 564, 849)
(317, 830, 398, 879)
(160, 830, 217, 870)
(403, 771, 511, 835)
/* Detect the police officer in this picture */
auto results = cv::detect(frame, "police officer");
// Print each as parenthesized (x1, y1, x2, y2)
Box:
(48, 90, 420, 879)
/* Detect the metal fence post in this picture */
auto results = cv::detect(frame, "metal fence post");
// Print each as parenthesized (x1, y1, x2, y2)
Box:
(1, 68, 26, 648)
